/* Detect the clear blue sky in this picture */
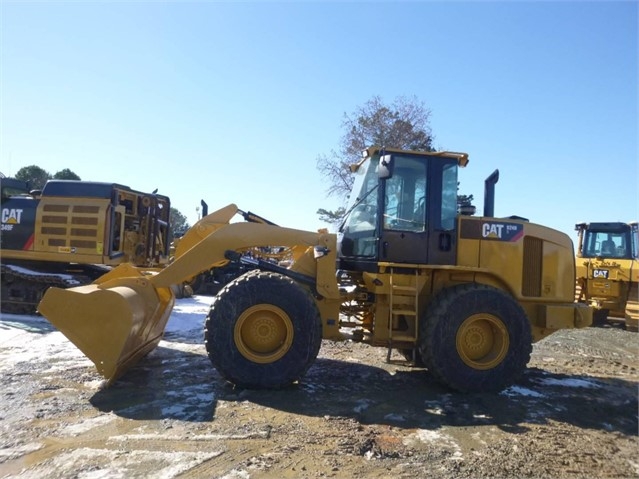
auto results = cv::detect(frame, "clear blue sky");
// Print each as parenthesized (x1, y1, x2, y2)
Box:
(1, 1, 637, 242)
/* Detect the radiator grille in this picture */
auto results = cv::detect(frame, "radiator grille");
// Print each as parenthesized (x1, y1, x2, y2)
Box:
(43, 204, 69, 212)
(48, 238, 66, 247)
(42, 215, 68, 224)
(41, 227, 67, 235)
(70, 240, 97, 249)
(70, 228, 97, 237)
(73, 205, 100, 214)
(522, 236, 542, 297)
(39, 201, 103, 254)
(72, 216, 98, 225)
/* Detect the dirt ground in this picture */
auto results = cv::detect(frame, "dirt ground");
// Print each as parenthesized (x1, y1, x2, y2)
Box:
(0, 299, 638, 479)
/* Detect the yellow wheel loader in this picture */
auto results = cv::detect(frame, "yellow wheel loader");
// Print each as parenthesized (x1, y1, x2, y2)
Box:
(574, 222, 638, 331)
(37, 147, 592, 393)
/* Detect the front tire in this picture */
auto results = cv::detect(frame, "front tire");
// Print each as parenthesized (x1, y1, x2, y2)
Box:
(419, 283, 532, 393)
(205, 270, 322, 389)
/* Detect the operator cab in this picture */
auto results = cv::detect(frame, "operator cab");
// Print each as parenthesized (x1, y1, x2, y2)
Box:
(575, 222, 639, 260)
(0, 177, 32, 202)
(337, 147, 468, 271)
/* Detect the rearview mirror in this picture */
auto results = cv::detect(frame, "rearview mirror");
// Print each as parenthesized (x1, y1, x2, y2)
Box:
(377, 154, 394, 179)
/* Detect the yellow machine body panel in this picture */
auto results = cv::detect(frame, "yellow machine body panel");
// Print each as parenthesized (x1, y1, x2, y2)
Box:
(349, 217, 590, 347)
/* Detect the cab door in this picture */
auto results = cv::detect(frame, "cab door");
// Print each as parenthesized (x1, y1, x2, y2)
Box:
(378, 156, 458, 266)
(378, 156, 428, 263)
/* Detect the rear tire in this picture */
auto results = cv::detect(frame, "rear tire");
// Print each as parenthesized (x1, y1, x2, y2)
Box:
(205, 270, 322, 389)
(419, 283, 532, 393)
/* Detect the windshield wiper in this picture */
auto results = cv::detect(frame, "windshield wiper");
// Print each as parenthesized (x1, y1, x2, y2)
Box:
(339, 184, 379, 230)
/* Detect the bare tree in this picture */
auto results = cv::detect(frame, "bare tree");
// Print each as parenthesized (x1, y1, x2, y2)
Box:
(316, 95, 435, 224)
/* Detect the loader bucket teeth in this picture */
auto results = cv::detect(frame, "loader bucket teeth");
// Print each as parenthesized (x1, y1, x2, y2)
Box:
(37, 267, 175, 384)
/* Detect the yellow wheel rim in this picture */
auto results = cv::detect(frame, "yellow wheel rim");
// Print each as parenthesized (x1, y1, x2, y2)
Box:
(234, 304, 294, 364)
(456, 313, 509, 370)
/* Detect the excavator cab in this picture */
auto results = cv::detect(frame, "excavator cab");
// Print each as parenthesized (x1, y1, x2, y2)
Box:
(1, 177, 31, 200)
(338, 147, 467, 268)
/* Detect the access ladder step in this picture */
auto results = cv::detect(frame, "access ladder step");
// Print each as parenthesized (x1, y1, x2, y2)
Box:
(391, 309, 417, 317)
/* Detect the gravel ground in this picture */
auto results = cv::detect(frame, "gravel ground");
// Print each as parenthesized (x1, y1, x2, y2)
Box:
(0, 300, 637, 479)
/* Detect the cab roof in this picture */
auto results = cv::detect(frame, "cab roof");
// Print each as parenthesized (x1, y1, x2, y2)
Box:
(363, 146, 469, 167)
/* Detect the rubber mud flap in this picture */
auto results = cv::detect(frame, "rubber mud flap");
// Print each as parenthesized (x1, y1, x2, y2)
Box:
(38, 277, 175, 384)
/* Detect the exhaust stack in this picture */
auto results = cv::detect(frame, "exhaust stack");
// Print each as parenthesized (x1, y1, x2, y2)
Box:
(483, 169, 499, 217)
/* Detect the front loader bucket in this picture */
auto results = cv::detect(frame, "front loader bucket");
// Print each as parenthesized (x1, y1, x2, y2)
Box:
(38, 264, 175, 384)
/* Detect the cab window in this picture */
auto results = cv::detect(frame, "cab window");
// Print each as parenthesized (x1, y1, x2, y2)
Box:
(383, 156, 427, 232)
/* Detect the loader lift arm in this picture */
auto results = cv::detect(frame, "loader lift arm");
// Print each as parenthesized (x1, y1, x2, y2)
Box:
(38, 210, 339, 384)
(227, 250, 320, 293)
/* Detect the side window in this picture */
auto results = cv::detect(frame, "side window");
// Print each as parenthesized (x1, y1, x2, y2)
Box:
(583, 232, 597, 257)
(383, 157, 426, 232)
(441, 163, 458, 230)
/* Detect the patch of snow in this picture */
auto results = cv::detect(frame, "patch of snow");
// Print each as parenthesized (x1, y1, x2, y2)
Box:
(384, 413, 406, 422)
(46, 447, 223, 479)
(60, 413, 117, 437)
(108, 431, 270, 441)
(219, 470, 251, 479)
(3, 264, 80, 283)
(353, 398, 373, 413)
(423, 399, 447, 415)
(0, 442, 44, 460)
(411, 429, 463, 460)
(535, 377, 601, 388)
(500, 386, 546, 398)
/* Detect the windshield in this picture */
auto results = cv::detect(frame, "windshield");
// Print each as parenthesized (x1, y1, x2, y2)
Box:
(339, 156, 380, 257)
(1, 180, 30, 202)
(582, 229, 632, 259)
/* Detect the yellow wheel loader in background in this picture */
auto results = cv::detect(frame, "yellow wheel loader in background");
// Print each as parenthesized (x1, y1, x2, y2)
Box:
(37, 147, 592, 393)
(574, 222, 638, 331)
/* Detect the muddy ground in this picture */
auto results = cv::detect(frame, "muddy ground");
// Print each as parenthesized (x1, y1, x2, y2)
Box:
(0, 297, 637, 479)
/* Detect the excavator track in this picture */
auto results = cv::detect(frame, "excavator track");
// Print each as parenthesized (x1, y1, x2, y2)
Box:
(0, 263, 107, 315)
